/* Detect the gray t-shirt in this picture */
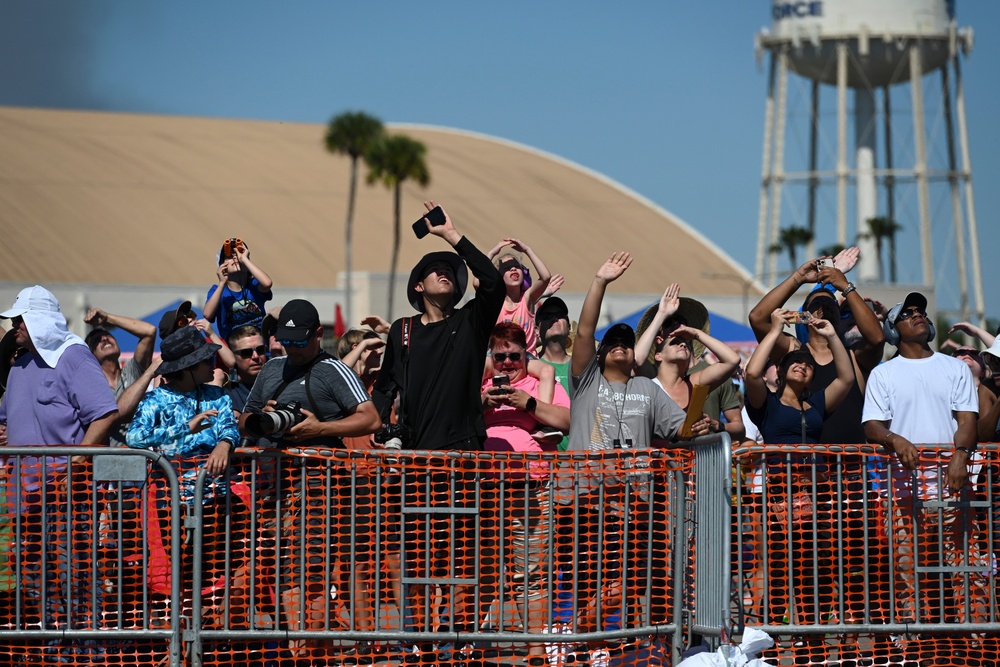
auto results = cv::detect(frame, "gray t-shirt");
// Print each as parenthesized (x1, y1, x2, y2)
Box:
(568, 356, 686, 452)
(244, 353, 371, 449)
(109, 356, 146, 448)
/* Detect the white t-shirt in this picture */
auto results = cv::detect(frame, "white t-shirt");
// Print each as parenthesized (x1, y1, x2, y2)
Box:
(862, 352, 978, 498)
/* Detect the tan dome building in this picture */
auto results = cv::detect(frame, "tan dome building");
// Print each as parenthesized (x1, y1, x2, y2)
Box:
(0, 106, 761, 334)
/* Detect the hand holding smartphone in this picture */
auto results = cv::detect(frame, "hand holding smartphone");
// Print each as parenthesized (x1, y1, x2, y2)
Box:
(816, 258, 834, 269)
(492, 374, 511, 394)
(412, 206, 447, 239)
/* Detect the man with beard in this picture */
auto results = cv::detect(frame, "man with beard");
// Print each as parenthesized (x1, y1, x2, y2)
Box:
(748, 249, 884, 444)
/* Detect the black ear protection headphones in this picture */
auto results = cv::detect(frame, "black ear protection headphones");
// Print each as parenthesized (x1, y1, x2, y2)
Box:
(883, 296, 936, 347)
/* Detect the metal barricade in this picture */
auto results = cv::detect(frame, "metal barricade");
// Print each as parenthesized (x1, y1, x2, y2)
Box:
(732, 442, 1000, 666)
(685, 433, 734, 645)
(0, 447, 183, 667)
(188, 447, 692, 666)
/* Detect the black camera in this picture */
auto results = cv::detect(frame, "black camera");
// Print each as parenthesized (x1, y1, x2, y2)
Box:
(245, 401, 305, 438)
(374, 422, 408, 446)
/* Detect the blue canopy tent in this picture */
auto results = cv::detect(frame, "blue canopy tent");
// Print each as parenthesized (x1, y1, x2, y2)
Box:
(110, 300, 202, 354)
(595, 304, 756, 348)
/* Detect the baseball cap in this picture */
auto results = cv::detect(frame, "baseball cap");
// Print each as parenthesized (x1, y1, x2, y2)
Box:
(1, 285, 61, 318)
(599, 323, 636, 351)
(888, 292, 928, 325)
(158, 300, 194, 341)
(276, 299, 320, 342)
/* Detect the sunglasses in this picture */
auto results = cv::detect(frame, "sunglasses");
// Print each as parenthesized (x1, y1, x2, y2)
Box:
(603, 338, 634, 350)
(234, 345, 267, 359)
(895, 308, 927, 323)
(278, 338, 311, 349)
(492, 352, 523, 363)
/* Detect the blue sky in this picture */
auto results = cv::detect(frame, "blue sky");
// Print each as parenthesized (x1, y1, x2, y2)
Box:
(2, 1, 997, 320)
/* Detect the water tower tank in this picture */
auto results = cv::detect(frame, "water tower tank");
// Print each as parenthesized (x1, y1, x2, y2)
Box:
(769, 0, 954, 86)
(754, 0, 985, 325)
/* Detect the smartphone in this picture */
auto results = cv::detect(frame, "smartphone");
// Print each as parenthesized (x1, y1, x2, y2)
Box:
(412, 206, 446, 239)
(817, 258, 834, 269)
(788, 312, 812, 324)
(492, 374, 510, 393)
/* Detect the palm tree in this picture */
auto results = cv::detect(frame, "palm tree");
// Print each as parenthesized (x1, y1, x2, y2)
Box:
(769, 225, 814, 270)
(864, 217, 902, 282)
(325, 112, 385, 328)
(366, 134, 430, 320)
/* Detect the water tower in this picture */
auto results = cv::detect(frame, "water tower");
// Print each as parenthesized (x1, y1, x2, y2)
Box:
(754, 0, 984, 322)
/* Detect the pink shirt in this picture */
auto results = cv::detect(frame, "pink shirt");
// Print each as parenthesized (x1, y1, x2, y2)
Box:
(483, 374, 570, 476)
(497, 297, 538, 351)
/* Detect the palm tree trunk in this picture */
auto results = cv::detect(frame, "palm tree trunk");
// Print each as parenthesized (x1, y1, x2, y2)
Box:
(787, 247, 797, 270)
(387, 184, 402, 320)
(344, 156, 358, 329)
(875, 237, 883, 282)
(889, 232, 897, 283)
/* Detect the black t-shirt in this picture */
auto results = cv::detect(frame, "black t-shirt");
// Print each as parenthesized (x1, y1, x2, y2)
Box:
(372, 237, 505, 451)
(811, 355, 866, 445)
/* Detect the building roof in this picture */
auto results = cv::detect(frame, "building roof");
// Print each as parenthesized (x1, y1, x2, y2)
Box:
(0, 106, 759, 297)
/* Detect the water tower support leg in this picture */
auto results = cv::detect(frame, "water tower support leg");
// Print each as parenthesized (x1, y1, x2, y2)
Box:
(909, 43, 934, 287)
(767, 51, 789, 283)
(836, 42, 849, 248)
(755, 50, 777, 282)
(953, 56, 986, 328)
(940, 64, 970, 321)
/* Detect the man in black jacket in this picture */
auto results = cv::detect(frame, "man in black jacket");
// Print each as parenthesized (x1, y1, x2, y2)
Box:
(372, 199, 504, 451)
(372, 200, 504, 660)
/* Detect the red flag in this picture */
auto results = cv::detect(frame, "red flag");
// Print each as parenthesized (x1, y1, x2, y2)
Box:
(334, 303, 346, 338)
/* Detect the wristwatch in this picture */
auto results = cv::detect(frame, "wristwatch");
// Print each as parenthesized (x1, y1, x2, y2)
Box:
(840, 282, 857, 297)
(525, 397, 537, 413)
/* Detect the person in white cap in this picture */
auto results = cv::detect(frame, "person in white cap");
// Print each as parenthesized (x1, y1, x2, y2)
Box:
(0, 285, 118, 658)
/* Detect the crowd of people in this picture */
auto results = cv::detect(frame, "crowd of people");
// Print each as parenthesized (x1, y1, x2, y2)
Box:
(1, 200, 999, 665)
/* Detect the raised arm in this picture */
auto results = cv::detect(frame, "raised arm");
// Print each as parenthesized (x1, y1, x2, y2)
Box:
(116, 357, 161, 422)
(235, 245, 273, 293)
(505, 238, 552, 310)
(685, 328, 742, 391)
(817, 266, 885, 375)
(744, 309, 789, 410)
(203, 261, 234, 323)
(85, 308, 157, 370)
(572, 251, 633, 378)
(811, 317, 855, 413)
(748, 259, 819, 338)
(634, 283, 680, 374)
(949, 321, 996, 348)
(194, 319, 236, 368)
(340, 336, 385, 370)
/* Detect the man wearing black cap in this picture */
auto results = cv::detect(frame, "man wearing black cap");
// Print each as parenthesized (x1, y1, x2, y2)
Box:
(862, 291, 983, 626)
(536, 297, 572, 388)
(563, 253, 686, 634)
(240, 299, 381, 447)
(568, 252, 686, 453)
(372, 201, 505, 451)
(238, 299, 381, 653)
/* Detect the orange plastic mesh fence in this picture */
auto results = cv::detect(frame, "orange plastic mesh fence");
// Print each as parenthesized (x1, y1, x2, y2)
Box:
(1, 448, 691, 666)
(733, 443, 1000, 667)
